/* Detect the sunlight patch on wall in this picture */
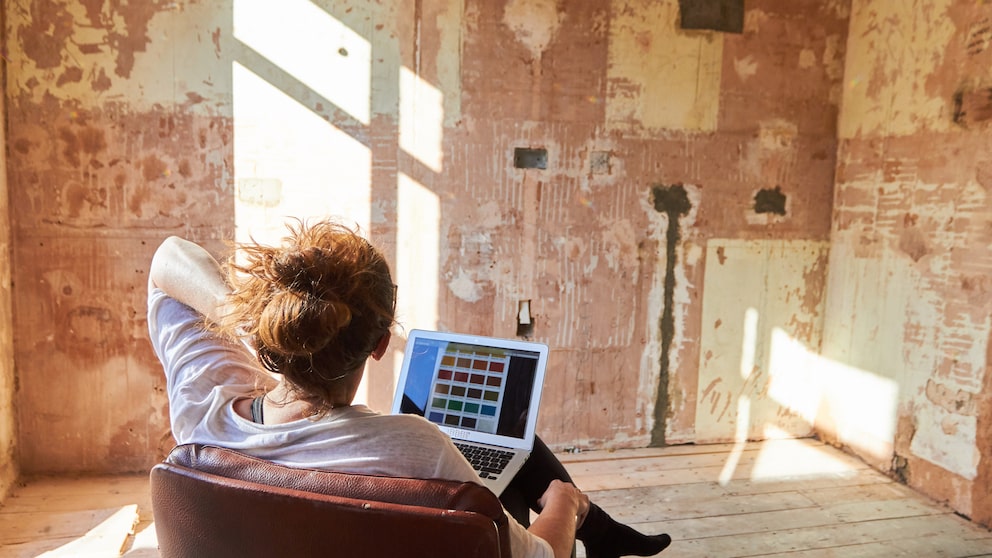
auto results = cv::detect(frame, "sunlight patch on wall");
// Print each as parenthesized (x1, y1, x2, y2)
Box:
(396, 172, 441, 333)
(233, 0, 371, 124)
(399, 67, 445, 172)
(389, 172, 440, 401)
(767, 328, 824, 425)
(769, 327, 899, 463)
(232, 62, 371, 246)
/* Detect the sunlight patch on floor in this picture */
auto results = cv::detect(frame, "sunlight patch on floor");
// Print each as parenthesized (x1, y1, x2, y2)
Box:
(748, 436, 859, 482)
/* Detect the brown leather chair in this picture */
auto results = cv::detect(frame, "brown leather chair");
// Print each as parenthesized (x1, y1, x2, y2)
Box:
(150, 443, 512, 557)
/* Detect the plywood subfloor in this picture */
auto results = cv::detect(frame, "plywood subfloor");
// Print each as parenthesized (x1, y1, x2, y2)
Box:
(1, 438, 990, 557)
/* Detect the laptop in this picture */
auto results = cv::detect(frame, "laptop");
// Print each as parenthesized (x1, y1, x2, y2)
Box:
(391, 329, 549, 495)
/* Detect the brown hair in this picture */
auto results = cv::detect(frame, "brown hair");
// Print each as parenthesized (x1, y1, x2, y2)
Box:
(219, 219, 395, 414)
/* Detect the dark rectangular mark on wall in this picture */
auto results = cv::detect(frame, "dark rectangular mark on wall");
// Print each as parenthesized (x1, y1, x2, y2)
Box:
(953, 87, 992, 128)
(678, 0, 744, 34)
(514, 148, 548, 170)
(754, 186, 787, 215)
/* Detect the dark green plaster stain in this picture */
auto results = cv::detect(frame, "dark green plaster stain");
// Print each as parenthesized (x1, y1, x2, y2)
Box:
(650, 184, 691, 447)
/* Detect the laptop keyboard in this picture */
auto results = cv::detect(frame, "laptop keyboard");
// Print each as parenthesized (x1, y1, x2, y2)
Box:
(454, 442, 514, 480)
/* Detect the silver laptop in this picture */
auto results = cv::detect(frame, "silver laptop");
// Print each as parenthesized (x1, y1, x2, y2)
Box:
(391, 329, 549, 495)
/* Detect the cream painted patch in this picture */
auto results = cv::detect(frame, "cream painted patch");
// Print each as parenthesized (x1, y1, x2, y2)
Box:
(432, 0, 464, 126)
(734, 55, 759, 81)
(695, 239, 828, 443)
(448, 269, 483, 302)
(818, 243, 920, 467)
(823, 35, 845, 81)
(606, 0, 722, 133)
(740, 119, 799, 200)
(911, 405, 979, 480)
(503, 0, 563, 58)
(799, 49, 817, 69)
(758, 119, 799, 150)
(839, 0, 956, 138)
(8, 1, 229, 113)
(685, 242, 704, 266)
(744, 8, 770, 34)
(823, 199, 992, 479)
(823, 35, 846, 104)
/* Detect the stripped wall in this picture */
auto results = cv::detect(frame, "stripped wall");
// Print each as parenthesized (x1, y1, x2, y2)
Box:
(6, 1, 234, 473)
(823, 0, 992, 526)
(439, 0, 846, 449)
(4, 0, 846, 474)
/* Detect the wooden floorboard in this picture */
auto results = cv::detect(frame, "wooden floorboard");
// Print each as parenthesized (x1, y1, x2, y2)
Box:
(0, 474, 150, 557)
(0, 438, 989, 557)
(567, 439, 992, 557)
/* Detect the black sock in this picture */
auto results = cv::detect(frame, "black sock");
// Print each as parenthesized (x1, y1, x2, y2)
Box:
(576, 504, 672, 558)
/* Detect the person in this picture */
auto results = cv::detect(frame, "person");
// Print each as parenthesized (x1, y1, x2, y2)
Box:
(147, 218, 672, 558)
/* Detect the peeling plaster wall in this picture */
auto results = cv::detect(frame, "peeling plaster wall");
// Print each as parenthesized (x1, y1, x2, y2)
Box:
(6, 0, 234, 473)
(824, 0, 992, 526)
(445, 0, 847, 449)
(6, 0, 847, 472)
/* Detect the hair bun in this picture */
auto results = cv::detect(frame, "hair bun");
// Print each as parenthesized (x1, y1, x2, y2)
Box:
(256, 291, 353, 356)
(272, 248, 325, 292)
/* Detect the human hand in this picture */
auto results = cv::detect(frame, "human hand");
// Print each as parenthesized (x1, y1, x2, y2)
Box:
(538, 480, 590, 528)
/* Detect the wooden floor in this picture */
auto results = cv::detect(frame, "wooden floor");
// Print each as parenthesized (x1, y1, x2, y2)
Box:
(1, 438, 991, 557)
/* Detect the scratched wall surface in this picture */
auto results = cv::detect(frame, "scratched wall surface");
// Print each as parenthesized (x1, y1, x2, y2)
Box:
(824, 0, 992, 525)
(5, 0, 847, 473)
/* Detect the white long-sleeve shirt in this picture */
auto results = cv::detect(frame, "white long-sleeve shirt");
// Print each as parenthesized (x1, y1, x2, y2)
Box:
(147, 287, 551, 558)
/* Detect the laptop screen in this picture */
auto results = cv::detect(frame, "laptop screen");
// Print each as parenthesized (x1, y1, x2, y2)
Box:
(393, 331, 545, 440)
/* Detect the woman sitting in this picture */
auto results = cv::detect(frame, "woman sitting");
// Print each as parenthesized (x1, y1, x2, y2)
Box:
(147, 218, 671, 558)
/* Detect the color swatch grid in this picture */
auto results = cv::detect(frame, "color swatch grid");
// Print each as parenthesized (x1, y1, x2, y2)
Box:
(428, 347, 508, 434)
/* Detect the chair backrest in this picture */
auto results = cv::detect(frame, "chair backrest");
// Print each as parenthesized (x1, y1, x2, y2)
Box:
(150, 443, 511, 558)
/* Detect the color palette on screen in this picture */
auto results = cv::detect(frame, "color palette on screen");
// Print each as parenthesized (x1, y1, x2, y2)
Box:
(427, 348, 508, 434)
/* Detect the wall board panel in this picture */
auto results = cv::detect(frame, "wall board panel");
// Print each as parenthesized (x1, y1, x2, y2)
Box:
(695, 239, 827, 443)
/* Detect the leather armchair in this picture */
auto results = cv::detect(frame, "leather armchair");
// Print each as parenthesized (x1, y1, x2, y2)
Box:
(150, 443, 511, 557)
